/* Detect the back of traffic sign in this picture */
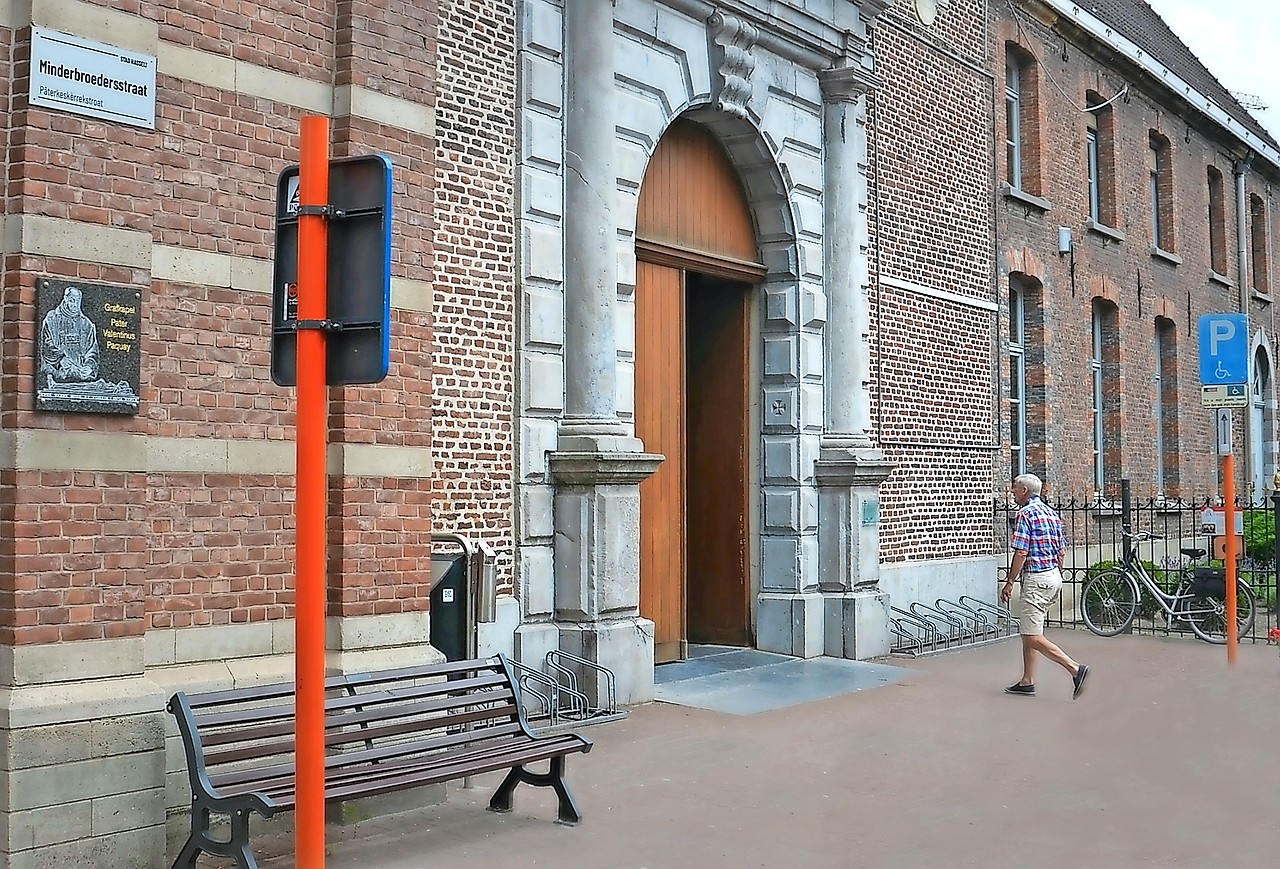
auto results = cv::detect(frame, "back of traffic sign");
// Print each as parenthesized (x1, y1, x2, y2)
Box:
(271, 154, 393, 386)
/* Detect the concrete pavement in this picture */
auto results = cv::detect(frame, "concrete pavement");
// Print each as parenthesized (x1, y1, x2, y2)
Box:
(243, 631, 1280, 869)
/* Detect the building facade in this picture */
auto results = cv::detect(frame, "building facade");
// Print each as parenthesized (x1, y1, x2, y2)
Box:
(994, 0, 1280, 504)
(0, 0, 449, 864)
(0, 0, 1000, 864)
(505, 0, 997, 701)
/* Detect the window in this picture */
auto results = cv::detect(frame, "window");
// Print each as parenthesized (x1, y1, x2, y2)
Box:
(1010, 282, 1026, 480)
(1003, 44, 1041, 196)
(1091, 300, 1120, 497)
(1086, 113, 1102, 223)
(1005, 59, 1022, 190)
(1251, 193, 1270, 293)
(1154, 319, 1179, 496)
(1085, 92, 1115, 226)
(1208, 166, 1228, 275)
(1149, 133, 1173, 252)
(1009, 273, 1045, 480)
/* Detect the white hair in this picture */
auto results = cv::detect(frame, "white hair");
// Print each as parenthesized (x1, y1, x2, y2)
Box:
(1013, 473, 1042, 496)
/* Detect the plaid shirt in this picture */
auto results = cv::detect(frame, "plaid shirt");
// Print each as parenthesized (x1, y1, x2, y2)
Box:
(1011, 496, 1066, 573)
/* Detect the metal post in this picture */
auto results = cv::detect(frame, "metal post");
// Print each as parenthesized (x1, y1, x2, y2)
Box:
(1271, 482, 1280, 625)
(295, 115, 330, 869)
(1225, 454, 1238, 663)
(1121, 478, 1132, 562)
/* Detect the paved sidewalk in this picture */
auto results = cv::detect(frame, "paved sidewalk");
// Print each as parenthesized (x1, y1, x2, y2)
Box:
(243, 631, 1280, 869)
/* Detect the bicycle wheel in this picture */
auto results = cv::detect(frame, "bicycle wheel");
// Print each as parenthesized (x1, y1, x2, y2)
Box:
(1080, 569, 1139, 636)
(1180, 580, 1257, 644)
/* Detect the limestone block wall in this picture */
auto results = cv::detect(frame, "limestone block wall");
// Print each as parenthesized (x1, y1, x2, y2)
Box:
(515, 0, 868, 656)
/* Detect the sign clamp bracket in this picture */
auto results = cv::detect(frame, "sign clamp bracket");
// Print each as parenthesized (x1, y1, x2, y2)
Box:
(294, 204, 344, 218)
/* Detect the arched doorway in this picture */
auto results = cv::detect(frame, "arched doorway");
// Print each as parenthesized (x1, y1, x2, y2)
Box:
(634, 119, 764, 663)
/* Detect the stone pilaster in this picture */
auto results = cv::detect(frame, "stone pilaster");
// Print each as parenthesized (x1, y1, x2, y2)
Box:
(815, 62, 893, 660)
(548, 2, 661, 701)
(561, 0, 625, 441)
(547, 451, 662, 705)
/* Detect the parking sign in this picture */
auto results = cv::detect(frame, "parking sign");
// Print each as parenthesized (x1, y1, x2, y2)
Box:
(1198, 313, 1248, 385)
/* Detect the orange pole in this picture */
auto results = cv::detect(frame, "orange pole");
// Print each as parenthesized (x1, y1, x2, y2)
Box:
(295, 115, 330, 868)
(1224, 452, 1238, 665)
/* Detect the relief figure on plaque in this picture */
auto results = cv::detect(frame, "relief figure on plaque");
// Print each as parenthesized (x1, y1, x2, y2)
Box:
(39, 286, 100, 384)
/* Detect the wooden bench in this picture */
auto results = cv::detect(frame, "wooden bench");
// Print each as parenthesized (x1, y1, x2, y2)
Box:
(167, 654, 593, 869)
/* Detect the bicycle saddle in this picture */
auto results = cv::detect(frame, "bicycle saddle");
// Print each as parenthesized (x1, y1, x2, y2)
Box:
(1180, 547, 1206, 560)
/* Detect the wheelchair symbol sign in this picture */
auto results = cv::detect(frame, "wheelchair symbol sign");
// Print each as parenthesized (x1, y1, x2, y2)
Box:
(1198, 313, 1248, 386)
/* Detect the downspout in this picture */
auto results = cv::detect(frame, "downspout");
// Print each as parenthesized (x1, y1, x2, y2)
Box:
(1234, 154, 1253, 312)
(1233, 153, 1254, 499)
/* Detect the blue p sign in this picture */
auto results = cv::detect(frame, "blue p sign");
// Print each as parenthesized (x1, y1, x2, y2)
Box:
(1198, 313, 1248, 385)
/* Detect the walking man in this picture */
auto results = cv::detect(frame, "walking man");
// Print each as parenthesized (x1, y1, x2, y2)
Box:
(1000, 473, 1090, 699)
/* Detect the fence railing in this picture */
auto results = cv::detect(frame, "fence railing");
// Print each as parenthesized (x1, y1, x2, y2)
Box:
(994, 481, 1279, 643)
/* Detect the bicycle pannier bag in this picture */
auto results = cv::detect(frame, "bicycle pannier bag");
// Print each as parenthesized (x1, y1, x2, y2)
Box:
(1190, 566, 1226, 598)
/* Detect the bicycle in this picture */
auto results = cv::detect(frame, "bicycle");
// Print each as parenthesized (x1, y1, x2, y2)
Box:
(1080, 530, 1257, 644)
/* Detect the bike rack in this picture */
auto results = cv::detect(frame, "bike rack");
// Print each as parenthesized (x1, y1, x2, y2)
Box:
(509, 650, 628, 734)
(890, 595, 1018, 657)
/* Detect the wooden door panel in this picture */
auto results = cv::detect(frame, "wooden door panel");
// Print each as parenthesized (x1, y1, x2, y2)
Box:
(636, 261, 686, 663)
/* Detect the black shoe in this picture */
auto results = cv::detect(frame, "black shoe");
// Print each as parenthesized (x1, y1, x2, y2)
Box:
(1072, 664, 1090, 700)
(1004, 682, 1035, 696)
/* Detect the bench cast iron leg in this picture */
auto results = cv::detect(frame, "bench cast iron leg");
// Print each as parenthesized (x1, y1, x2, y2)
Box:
(487, 756, 583, 825)
(172, 805, 259, 869)
(229, 809, 260, 869)
(171, 806, 207, 869)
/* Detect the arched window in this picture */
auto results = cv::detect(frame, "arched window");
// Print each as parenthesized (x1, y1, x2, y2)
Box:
(1154, 318, 1179, 496)
(1208, 166, 1228, 276)
(1091, 299, 1120, 497)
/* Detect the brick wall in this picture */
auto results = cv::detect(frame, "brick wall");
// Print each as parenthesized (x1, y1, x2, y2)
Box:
(0, 0, 439, 642)
(429, 0, 517, 590)
(993, 7, 1280, 502)
(870, 1, 997, 562)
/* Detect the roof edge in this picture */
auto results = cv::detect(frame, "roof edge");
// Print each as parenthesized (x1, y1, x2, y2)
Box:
(1040, 0, 1280, 171)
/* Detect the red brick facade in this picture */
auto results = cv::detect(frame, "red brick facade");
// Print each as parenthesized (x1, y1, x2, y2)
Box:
(0, 0, 442, 643)
(993, 3, 1280, 502)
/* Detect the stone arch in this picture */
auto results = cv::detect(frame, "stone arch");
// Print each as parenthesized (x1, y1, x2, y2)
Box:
(1003, 247, 1047, 284)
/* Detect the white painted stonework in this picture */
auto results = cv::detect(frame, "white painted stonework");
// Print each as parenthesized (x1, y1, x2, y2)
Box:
(514, 0, 892, 699)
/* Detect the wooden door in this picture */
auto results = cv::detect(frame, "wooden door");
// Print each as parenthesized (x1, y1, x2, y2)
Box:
(685, 274, 751, 645)
(635, 118, 764, 661)
(636, 260, 686, 663)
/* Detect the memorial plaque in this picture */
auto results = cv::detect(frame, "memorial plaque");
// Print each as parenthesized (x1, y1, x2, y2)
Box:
(35, 278, 141, 414)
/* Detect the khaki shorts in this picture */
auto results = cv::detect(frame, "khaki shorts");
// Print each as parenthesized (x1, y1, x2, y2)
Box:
(1018, 567, 1062, 635)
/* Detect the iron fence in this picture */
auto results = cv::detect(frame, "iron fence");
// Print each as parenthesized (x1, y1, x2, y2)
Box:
(994, 480, 1280, 643)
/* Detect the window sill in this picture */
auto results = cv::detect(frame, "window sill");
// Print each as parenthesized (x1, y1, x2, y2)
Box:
(1150, 246, 1182, 266)
(1086, 220, 1125, 243)
(1000, 184, 1051, 213)
(1209, 271, 1234, 288)
(1252, 289, 1273, 304)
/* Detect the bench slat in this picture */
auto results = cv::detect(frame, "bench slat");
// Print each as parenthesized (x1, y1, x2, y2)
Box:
(198, 686, 517, 755)
(209, 720, 528, 792)
(193, 669, 510, 731)
(231, 732, 591, 809)
(185, 658, 503, 711)
(203, 696, 522, 768)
